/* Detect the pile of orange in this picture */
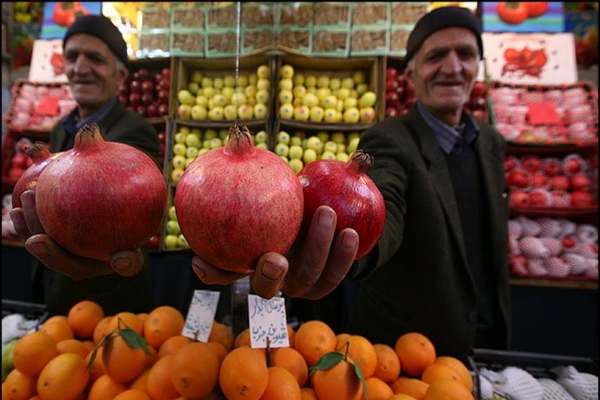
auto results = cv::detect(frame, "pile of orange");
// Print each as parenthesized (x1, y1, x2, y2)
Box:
(2, 301, 474, 400)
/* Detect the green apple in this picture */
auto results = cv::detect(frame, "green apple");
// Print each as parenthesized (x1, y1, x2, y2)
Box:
(177, 105, 191, 120)
(294, 105, 310, 121)
(359, 91, 377, 108)
(221, 87, 234, 101)
(185, 134, 200, 148)
(303, 148, 317, 163)
(359, 107, 376, 123)
(171, 168, 184, 183)
(289, 158, 303, 174)
(195, 95, 208, 108)
(279, 90, 293, 105)
(174, 131, 187, 144)
(343, 107, 360, 124)
(290, 136, 302, 146)
(254, 103, 268, 119)
(172, 155, 186, 169)
(324, 141, 337, 153)
(204, 129, 217, 140)
(201, 77, 213, 88)
(257, 78, 270, 91)
(191, 105, 208, 120)
(347, 137, 360, 153)
(244, 85, 256, 98)
(188, 82, 199, 94)
(341, 77, 354, 90)
(192, 70, 203, 83)
(306, 136, 323, 154)
(212, 94, 226, 107)
(173, 143, 187, 156)
(349, 132, 360, 141)
(164, 234, 178, 249)
(317, 131, 329, 143)
(238, 74, 248, 87)
(317, 75, 330, 89)
(316, 88, 331, 101)
(310, 106, 325, 123)
(324, 108, 338, 123)
(237, 105, 253, 120)
(337, 152, 349, 162)
(257, 64, 270, 79)
(168, 206, 177, 220)
(330, 77, 341, 90)
(307, 87, 317, 95)
(322, 95, 338, 109)
(213, 77, 224, 89)
(279, 79, 293, 92)
(186, 147, 199, 159)
(256, 89, 269, 105)
(332, 132, 346, 144)
(224, 105, 238, 120)
(356, 83, 368, 95)
(205, 87, 217, 98)
(208, 107, 224, 121)
(337, 143, 346, 154)
(293, 85, 307, 98)
(305, 75, 317, 88)
(231, 92, 247, 107)
(321, 151, 336, 160)
(302, 93, 319, 108)
(256, 142, 268, 150)
(289, 145, 303, 160)
(198, 148, 210, 156)
(224, 75, 236, 87)
(280, 64, 294, 79)
(337, 88, 350, 100)
(277, 131, 290, 144)
(166, 220, 181, 235)
(181, 126, 190, 134)
(294, 73, 305, 85)
(344, 97, 358, 109)
(353, 71, 366, 84)
(275, 143, 289, 157)
(202, 139, 211, 149)
(178, 90, 195, 106)
(210, 138, 223, 149)
(336, 99, 345, 112)
(177, 234, 189, 248)
(255, 130, 268, 144)
(280, 104, 294, 119)
(185, 158, 195, 168)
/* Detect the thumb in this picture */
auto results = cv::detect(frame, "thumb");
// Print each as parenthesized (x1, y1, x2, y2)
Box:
(110, 249, 144, 277)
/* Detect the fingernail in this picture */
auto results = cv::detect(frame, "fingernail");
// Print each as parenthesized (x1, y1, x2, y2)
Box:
(343, 231, 358, 248)
(318, 208, 334, 227)
(262, 261, 284, 280)
(30, 242, 49, 258)
(193, 264, 206, 280)
(113, 257, 131, 271)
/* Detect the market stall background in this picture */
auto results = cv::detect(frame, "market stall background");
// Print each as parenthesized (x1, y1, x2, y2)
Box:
(1, 2, 598, 360)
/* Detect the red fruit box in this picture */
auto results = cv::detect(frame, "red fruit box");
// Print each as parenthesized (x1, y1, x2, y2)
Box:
(490, 81, 599, 146)
(3, 80, 77, 134)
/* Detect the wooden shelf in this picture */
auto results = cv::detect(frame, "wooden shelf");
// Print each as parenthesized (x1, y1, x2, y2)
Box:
(510, 278, 597, 290)
(173, 119, 267, 129)
(279, 119, 375, 132)
(510, 207, 598, 219)
(2, 239, 25, 248)
(145, 117, 168, 125)
(507, 141, 599, 156)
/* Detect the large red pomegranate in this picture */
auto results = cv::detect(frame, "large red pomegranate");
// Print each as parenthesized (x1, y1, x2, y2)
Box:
(299, 151, 385, 259)
(34, 124, 167, 261)
(12, 144, 63, 208)
(175, 125, 304, 273)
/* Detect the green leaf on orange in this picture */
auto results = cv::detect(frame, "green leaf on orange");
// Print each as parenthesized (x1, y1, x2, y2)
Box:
(309, 351, 344, 375)
(352, 360, 367, 400)
(119, 328, 151, 355)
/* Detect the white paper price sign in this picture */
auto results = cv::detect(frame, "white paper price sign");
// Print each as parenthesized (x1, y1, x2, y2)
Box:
(248, 294, 289, 349)
(182, 290, 220, 342)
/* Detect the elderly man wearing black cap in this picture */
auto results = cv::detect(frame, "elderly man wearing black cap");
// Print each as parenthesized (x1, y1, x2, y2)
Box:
(342, 6, 511, 356)
(10, 15, 160, 315)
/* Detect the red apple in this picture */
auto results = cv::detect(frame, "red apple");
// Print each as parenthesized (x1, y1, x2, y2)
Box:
(129, 92, 141, 107)
(161, 67, 171, 77)
(132, 71, 140, 80)
(137, 68, 150, 80)
(563, 155, 584, 175)
(529, 190, 550, 207)
(510, 190, 529, 207)
(141, 80, 154, 93)
(522, 156, 542, 173)
(543, 159, 563, 177)
(571, 174, 591, 192)
(147, 235, 160, 248)
(562, 235, 577, 249)
(141, 93, 154, 105)
(571, 191, 594, 207)
(506, 169, 530, 188)
(157, 103, 169, 116)
(130, 80, 141, 94)
(386, 92, 399, 103)
(549, 176, 570, 192)
(146, 104, 158, 118)
(386, 107, 398, 117)
(472, 110, 487, 121)
(158, 132, 166, 142)
(531, 173, 548, 188)
(157, 90, 169, 102)
(12, 153, 28, 168)
(504, 156, 520, 172)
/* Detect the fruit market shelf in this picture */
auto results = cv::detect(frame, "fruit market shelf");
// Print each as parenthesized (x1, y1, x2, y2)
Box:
(510, 206, 598, 219)
(507, 141, 599, 156)
(510, 278, 597, 290)
(174, 119, 267, 129)
(279, 119, 375, 132)
(145, 117, 168, 125)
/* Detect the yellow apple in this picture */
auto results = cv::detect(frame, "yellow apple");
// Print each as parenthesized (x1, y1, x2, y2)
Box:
(280, 64, 294, 79)
(275, 143, 289, 157)
(305, 75, 317, 87)
(359, 91, 377, 108)
(257, 64, 270, 79)
(191, 105, 208, 120)
(344, 97, 358, 109)
(191, 71, 203, 83)
(280, 103, 294, 119)
(359, 107, 376, 123)
(303, 148, 318, 163)
(310, 106, 325, 122)
(294, 105, 310, 121)
(257, 78, 270, 91)
(254, 103, 268, 119)
(324, 141, 337, 153)
(224, 104, 237, 120)
(356, 83, 368, 95)
(289, 145, 303, 160)
(205, 129, 217, 140)
(293, 85, 307, 98)
(238, 105, 254, 120)
(288, 158, 303, 173)
(256, 89, 269, 105)
(341, 77, 354, 90)
(330, 77, 341, 90)
(213, 77, 224, 89)
(294, 73, 305, 86)
(343, 107, 360, 124)
(306, 136, 323, 154)
(208, 107, 224, 121)
(224, 75, 236, 87)
(279, 90, 293, 105)
(279, 78, 293, 91)
(321, 151, 336, 160)
(353, 71, 366, 84)
(337, 152, 349, 162)
(302, 93, 319, 108)
(201, 77, 213, 88)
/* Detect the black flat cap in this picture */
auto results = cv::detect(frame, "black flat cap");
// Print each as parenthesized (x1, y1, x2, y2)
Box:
(404, 6, 483, 66)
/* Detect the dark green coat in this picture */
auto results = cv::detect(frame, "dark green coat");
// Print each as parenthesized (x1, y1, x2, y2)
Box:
(348, 108, 511, 356)
(38, 100, 160, 316)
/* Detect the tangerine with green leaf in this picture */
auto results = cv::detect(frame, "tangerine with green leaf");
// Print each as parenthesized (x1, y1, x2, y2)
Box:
(311, 351, 364, 400)
(102, 332, 148, 383)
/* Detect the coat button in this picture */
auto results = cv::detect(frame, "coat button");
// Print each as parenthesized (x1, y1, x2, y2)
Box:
(467, 311, 478, 323)
(502, 192, 508, 199)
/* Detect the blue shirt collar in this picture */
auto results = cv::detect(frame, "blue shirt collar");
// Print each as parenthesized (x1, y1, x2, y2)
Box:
(63, 97, 118, 132)
(416, 101, 479, 154)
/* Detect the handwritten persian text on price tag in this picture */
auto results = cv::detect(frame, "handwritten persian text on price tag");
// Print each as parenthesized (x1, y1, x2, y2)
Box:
(248, 294, 289, 349)
(182, 290, 220, 342)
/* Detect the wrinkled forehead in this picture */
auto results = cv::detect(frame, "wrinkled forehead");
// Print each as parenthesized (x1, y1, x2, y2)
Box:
(64, 33, 115, 59)
(417, 27, 479, 57)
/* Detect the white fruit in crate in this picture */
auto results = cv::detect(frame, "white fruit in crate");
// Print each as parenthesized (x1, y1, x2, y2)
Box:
(188, 82, 199, 94)
(257, 65, 270, 79)
(289, 145, 303, 160)
(208, 107, 224, 121)
(301, 93, 318, 108)
(341, 77, 354, 90)
(289, 159, 303, 174)
(310, 106, 325, 122)
(201, 77, 213, 88)
(347, 137, 360, 153)
(294, 73, 305, 85)
(280, 104, 294, 119)
(192, 71, 203, 83)
(316, 88, 331, 102)
(306, 137, 323, 154)
(280, 65, 294, 79)
(195, 95, 208, 108)
(173, 143, 187, 156)
(356, 83, 368, 96)
(359, 107, 376, 123)
(191, 105, 207, 120)
(321, 151, 336, 160)
(210, 138, 223, 149)
(275, 143, 289, 157)
(231, 92, 247, 107)
(238, 75, 248, 87)
(293, 85, 307, 99)
(336, 100, 345, 112)
(178, 90, 195, 106)
(290, 136, 302, 146)
(203, 87, 215, 98)
(343, 108, 360, 124)
(173, 155, 187, 169)
(164, 235, 178, 249)
(213, 78, 224, 89)
(317, 131, 330, 143)
(224, 75, 236, 87)
(321, 95, 338, 109)
(359, 91, 377, 108)
(294, 105, 310, 121)
(185, 134, 200, 148)
(185, 158, 195, 168)
(337, 88, 350, 100)
(177, 234, 189, 248)
(330, 77, 341, 90)
(256, 90, 269, 105)
(324, 108, 338, 123)
(256, 143, 268, 150)
(279, 90, 293, 105)
(238, 105, 254, 120)
(168, 206, 177, 221)
(344, 97, 358, 109)
(244, 85, 257, 99)
(331, 132, 345, 144)
(352, 71, 366, 84)
(257, 78, 270, 91)
(305, 75, 317, 87)
(171, 168, 184, 183)
(303, 149, 317, 163)
(337, 152, 349, 162)
(254, 104, 268, 119)
(224, 105, 238, 120)
(186, 146, 199, 159)
(166, 220, 181, 235)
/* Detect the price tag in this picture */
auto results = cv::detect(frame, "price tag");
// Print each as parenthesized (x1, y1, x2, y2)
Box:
(248, 294, 289, 349)
(182, 290, 220, 342)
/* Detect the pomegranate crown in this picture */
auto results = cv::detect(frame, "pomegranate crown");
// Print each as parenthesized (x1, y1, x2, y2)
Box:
(74, 123, 106, 149)
(225, 124, 254, 155)
(25, 142, 51, 162)
(348, 150, 374, 174)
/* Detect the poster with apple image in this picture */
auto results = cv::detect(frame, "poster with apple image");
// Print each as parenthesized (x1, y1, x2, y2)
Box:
(40, 2, 102, 40)
(483, 2, 563, 33)
(482, 33, 577, 85)
(28, 39, 68, 83)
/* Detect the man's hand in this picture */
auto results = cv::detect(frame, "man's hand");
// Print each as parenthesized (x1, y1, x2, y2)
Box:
(192, 205, 360, 300)
(9, 190, 143, 280)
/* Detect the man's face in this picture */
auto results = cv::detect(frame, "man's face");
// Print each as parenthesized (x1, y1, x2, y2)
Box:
(406, 27, 480, 117)
(64, 33, 127, 112)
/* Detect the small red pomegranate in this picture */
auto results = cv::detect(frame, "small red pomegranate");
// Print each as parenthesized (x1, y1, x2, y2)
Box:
(12, 143, 63, 208)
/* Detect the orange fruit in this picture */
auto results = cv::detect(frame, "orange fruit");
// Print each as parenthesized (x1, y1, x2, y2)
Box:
(56, 339, 89, 358)
(435, 356, 473, 392)
(395, 333, 436, 377)
(170, 342, 220, 399)
(312, 358, 363, 400)
(346, 335, 377, 378)
(209, 321, 234, 350)
(137, 313, 149, 325)
(37, 353, 89, 400)
(366, 377, 394, 400)
(423, 379, 474, 400)
(234, 328, 250, 348)
(42, 315, 67, 327)
(102, 334, 147, 383)
(106, 312, 144, 336)
(130, 369, 150, 392)
(13, 332, 58, 376)
(158, 335, 191, 358)
(3, 369, 36, 400)
(373, 343, 401, 383)
(287, 324, 296, 348)
(143, 306, 185, 349)
(270, 347, 308, 387)
(82, 340, 95, 353)
(88, 374, 126, 400)
(294, 320, 336, 366)
(336, 333, 351, 351)
(40, 321, 74, 343)
(207, 341, 228, 365)
(391, 377, 429, 400)
(113, 389, 151, 400)
(260, 366, 301, 400)
(86, 346, 106, 381)
(422, 363, 462, 386)
(144, 345, 158, 369)
(219, 346, 268, 400)
(390, 395, 418, 400)
(146, 355, 179, 400)
(300, 387, 318, 400)
(67, 300, 105, 338)
(93, 317, 112, 344)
